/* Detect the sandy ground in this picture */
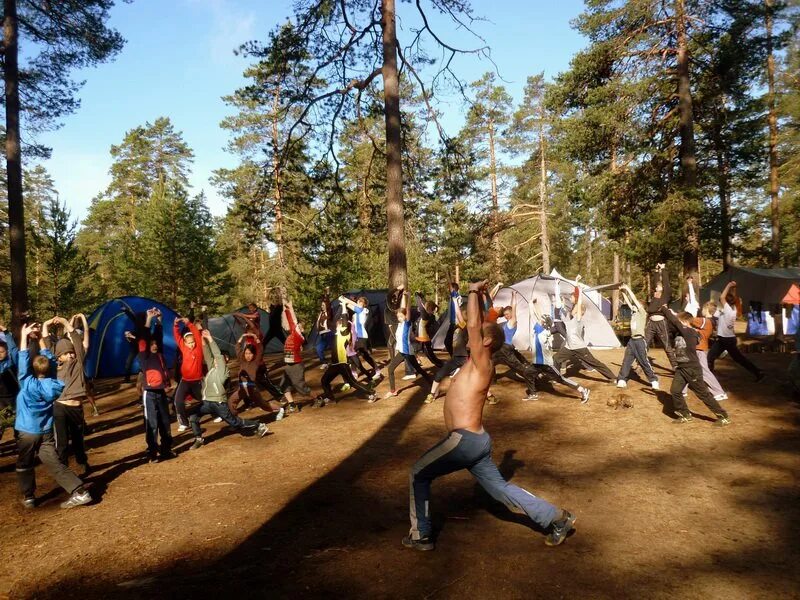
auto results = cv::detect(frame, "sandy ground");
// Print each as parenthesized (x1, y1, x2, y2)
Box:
(0, 346, 798, 600)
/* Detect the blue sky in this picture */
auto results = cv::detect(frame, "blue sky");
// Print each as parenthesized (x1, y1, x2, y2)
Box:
(35, 0, 588, 220)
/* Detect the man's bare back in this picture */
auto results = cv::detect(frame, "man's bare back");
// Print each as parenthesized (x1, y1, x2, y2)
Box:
(443, 282, 496, 433)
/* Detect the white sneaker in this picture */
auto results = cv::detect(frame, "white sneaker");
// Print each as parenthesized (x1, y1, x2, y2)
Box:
(319, 363, 328, 370)
(402, 374, 416, 381)
(275, 407, 285, 421)
(650, 380, 660, 391)
(616, 380, 627, 389)
(372, 372, 383, 381)
(177, 424, 188, 432)
(257, 423, 270, 437)
(213, 417, 223, 423)
(714, 393, 727, 402)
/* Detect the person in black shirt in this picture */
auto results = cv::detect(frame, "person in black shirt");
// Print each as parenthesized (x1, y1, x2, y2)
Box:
(645, 264, 677, 369)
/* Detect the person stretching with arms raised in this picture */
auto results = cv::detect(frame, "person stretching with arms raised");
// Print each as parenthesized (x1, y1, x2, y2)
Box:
(616, 285, 659, 390)
(404, 280, 576, 551)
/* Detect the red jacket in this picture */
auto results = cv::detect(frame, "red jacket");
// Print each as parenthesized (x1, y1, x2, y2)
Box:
(174, 320, 204, 381)
(283, 308, 304, 364)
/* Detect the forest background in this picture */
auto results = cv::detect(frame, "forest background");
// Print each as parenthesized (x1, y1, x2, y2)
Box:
(0, 0, 798, 325)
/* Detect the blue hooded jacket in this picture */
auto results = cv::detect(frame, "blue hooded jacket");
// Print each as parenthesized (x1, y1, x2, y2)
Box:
(0, 329, 19, 375)
(14, 350, 65, 434)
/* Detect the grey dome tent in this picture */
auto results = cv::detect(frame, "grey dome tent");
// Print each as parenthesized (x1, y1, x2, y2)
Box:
(494, 274, 620, 351)
(207, 305, 286, 357)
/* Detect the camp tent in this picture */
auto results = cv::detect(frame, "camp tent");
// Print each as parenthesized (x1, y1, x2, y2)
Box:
(549, 269, 613, 319)
(85, 296, 179, 379)
(207, 305, 286, 357)
(431, 294, 466, 351)
(699, 266, 800, 310)
(493, 274, 621, 351)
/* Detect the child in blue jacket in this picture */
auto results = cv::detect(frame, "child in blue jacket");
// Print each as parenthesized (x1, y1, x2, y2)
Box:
(14, 323, 91, 510)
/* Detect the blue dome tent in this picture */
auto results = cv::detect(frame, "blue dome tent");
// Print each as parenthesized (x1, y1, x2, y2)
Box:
(85, 296, 179, 379)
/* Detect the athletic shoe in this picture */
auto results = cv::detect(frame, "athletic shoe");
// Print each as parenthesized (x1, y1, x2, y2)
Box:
(384, 390, 399, 399)
(487, 394, 498, 405)
(545, 510, 577, 547)
(372, 372, 383, 381)
(523, 392, 539, 401)
(367, 393, 378, 404)
(257, 423, 270, 437)
(424, 393, 435, 404)
(402, 374, 417, 381)
(672, 412, 693, 424)
(60, 489, 91, 509)
(713, 416, 731, 427)
(402, 535, 435, 551)
(650, 380, 660, 391)
(714, 393, 727, 402)
(340, 383, 351, 392)
(21, 497, 35, 510)
(312, 398, 324, 408)
(616, 380, 627, 389)
(148, 454, 160, 464)
(580, 387, 590, 404)
(323, 397, 333, 406)
(275, 407, 285, 421)
(213, 417, 223, 423)
(190, 438, 204, 450)
(287, 403, 298, 413)
(319, 363, 329, 370)
(177, 424, 188, 433)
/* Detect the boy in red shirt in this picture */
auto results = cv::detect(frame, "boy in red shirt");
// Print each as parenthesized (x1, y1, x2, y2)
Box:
(280, 298, 313, 412)
(138, 309, 174, 462)
(173, 316, 203, 432)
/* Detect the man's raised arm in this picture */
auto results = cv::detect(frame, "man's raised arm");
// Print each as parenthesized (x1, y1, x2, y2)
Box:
(466, 280, 488, 357)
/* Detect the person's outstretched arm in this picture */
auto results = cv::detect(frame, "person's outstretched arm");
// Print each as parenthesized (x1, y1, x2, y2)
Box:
(572, 276, 583, 319)
(466, 280, 489, 361)
(0, 319, 18, 366)
(720, 281, 735, 308)
(338, 296, 357, 310)
(508, 291, 518, 328)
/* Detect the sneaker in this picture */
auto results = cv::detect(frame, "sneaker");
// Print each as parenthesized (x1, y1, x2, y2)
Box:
(323, 397, 333, 406)
(384, 390, 399, 399)
(213, 417, 223, 423)
(713, 415, 731, 427)
(523, 392, 539, 401)
(424, 393, 435, 404)
(287, 403, 298, 414)
(402, 374, 417, 381)
(714, 393, 727, 402)
(672, 412, 693, 424)
(60, 489, 91, 509)
(367, 393, 378, 404)
(177, 424, 188, 433)
(190, 437, 204, 450)
(257, 423, 270, 437)
(319, 363, 329, 370)
(340, 383, 352, 393)
(21, 497, 35, 509)
(545, 510, 576, 546)
(650, 380, 660, 391)
(487, 394, 498, 405)
(402, 535, 435, 551)
(616, 380, 627, 389)
(580, 387, 590, 404)
(372, 372, 383, 381)
(275, 407, 285, 421)
(148, 454, 160, 464)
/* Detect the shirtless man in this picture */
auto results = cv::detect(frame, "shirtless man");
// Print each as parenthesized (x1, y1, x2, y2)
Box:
(404, 280, 577, 551)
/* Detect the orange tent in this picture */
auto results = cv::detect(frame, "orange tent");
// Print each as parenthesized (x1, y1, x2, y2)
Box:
(782, 283, 800, 305)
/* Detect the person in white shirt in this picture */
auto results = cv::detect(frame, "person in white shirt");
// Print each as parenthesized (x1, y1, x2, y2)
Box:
(707, 281, 764, 381)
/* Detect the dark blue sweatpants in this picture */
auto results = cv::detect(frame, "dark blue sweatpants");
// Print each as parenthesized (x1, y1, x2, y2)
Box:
(409, 428, 559, 540)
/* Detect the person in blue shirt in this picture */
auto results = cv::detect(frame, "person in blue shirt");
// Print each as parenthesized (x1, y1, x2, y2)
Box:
(0, 320, 20, 440)
(381, 291, 433, 400)
(14, 323, 91, 510)
(339, 295, 381, 381)
(491, 291, 540, 402)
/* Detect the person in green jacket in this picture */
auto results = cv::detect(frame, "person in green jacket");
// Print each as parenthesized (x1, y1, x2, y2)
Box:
(188, 330, 269, 450)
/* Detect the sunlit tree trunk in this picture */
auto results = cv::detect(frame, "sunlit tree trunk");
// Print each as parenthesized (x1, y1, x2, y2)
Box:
(538, 113, 550, 274)
(271, 87, 287, 280)
(487, 116, 502, 275)
(766, 0, 780, 264)
(381, 0, 407, 289)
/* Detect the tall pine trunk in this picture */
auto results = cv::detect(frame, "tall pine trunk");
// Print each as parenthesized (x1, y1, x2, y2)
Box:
(381, 0, 407, 289)
(675, 0, 700, 279)
(538, 113, 550, 273)
(487, 116, 501, 276)
(271, 87, 287, 280)
(766, 0, 780, 264)
(4, 0, 28, 325)
(711, 112, 732, 269)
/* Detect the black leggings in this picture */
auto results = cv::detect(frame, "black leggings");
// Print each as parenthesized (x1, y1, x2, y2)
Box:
(419, 341, 443, 368)
(321, 364, 373, 401)
(174, 379, 202, 427)
(707, 337, 761, 377)
(387, 352, 432, 391)
(493, 344, 539, 393)
(53, 402, 87, 467)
